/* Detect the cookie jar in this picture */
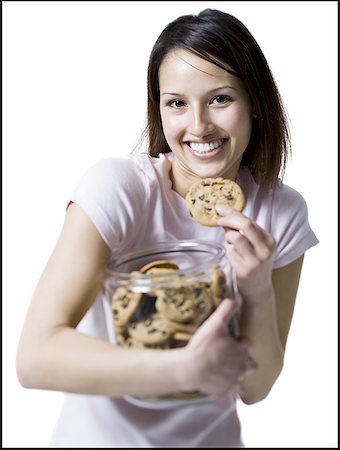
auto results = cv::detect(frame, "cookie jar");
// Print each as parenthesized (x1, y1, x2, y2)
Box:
(102, 239, 239, 408)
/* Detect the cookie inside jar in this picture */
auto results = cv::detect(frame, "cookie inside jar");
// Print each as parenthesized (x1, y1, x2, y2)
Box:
(110, 261, 230, 400)
(104, 240, 236, 404)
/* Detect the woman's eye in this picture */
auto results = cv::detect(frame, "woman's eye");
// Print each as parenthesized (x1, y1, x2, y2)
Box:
(169, 99, 186, 108)
(211, 95, 232, 105)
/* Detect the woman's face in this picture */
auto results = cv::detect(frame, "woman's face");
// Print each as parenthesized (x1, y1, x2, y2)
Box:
(159, 49, 253, 190)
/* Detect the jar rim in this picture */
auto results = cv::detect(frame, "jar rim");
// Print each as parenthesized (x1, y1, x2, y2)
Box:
(105, 240, 226, 289)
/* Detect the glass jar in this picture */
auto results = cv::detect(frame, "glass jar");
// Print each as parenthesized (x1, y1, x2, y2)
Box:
(103, 239, 238, 408)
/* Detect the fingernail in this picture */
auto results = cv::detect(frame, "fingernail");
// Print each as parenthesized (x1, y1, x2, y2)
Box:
(215, 204, 233, 213)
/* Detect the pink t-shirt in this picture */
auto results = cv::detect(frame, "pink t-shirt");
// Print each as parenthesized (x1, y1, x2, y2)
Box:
(50, 153, 318, 447)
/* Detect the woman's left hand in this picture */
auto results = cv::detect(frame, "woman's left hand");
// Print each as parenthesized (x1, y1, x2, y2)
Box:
(216, 204, 276, 302)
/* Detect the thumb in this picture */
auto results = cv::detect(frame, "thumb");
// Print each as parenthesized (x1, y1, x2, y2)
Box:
(196, 299, 237, 339)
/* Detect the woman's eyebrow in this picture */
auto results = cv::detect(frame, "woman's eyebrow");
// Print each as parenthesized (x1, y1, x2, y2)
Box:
(160, 92, 182, 96)
(161, 85, 237, 97)
(207, 85, 237, 93)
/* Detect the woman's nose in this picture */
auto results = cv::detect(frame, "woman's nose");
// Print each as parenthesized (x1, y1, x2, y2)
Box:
(188, 107, 214, 137)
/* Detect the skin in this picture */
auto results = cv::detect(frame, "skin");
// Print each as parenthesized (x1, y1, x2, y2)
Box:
(16, 49, 303, 406)
(159, 50, 253, 197)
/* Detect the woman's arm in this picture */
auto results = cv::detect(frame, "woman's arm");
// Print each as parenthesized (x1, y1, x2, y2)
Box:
(216, 205, 304, 404)
(16, 203, 253, 399)
(16, 203, 184, 396)
(237, 256, 303, 404)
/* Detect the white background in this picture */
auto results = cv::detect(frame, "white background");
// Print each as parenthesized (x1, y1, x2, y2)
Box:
(3, 1, 338, 447)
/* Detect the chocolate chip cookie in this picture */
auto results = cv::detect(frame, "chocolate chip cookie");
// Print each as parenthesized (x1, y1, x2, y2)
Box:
(139, 260, 180, 273)
(155, 282, 214, 324)
(185, 177, 245, 227)
(211, 266, 230, 308)
(128, 313, 173, 345)
(111, 287, 143, 329)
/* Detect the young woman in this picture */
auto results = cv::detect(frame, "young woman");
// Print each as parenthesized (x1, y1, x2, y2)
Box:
(16, 9, 318, 447)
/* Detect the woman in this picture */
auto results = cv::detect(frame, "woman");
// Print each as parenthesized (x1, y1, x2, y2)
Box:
(16, 9, 318, 447)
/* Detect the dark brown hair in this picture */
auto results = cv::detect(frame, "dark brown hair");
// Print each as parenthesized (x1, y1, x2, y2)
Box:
(145, 8, 291, 189)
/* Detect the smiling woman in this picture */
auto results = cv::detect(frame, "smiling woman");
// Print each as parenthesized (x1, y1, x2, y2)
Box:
(10, 4, 327, 448)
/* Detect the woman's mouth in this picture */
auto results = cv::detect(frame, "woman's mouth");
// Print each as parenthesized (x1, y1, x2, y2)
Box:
(187, 138, 227, 157)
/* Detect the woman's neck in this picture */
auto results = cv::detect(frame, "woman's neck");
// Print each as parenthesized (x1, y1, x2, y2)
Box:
(170, 157, 241, 198)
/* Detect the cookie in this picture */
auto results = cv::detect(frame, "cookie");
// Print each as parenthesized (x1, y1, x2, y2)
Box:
(111, 287, 143, 328)
(173, 332, 192, 342)
(111, 259, 233, 357)
(120, 336, 170, 350)
(139, 260, 180, 273)
(128, 313, 173, 345)
(163, 390, 206, 400)
(155, 282, 213, 324)
(211, 266, 230, 308)
(143, 267, 180, 289)
(185, 177, 245, 227)
(160, 316, 198, 334)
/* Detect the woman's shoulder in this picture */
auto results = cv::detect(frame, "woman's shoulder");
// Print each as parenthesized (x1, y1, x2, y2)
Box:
(72, 153, 171, 208)
(82, 154, 146, 177)
(75, 154, 155, 189)
(238, 167, 318, 267)
(237, 166, 308, 212)
(84, 152, 167, 180)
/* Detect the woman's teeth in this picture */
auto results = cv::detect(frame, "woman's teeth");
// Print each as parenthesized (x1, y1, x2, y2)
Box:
(189, 139, 224, 153)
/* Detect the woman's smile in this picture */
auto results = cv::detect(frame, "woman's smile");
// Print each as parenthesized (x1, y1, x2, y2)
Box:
(186, 138, 228, 159)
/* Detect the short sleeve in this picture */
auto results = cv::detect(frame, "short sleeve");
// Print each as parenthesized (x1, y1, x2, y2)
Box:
(271, 185, 319, 268)
(69, 157, 149, 254)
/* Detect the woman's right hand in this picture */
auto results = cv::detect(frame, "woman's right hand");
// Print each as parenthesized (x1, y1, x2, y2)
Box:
(183, 299, 257, 402)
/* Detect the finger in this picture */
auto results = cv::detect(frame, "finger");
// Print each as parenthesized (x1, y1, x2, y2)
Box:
(215, 204, 243, 220)
(196, 299, 237, 339)
(215, 204, 249, 231)
(225, 245, 255, 277)
(216, 205, 275, 259)
(225, 240, 259, 273)
(235, 358, 258, 394)
(224, 229, 256, 258)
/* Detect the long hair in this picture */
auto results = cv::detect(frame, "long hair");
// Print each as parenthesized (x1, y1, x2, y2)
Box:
(145, 8, 291, 190)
